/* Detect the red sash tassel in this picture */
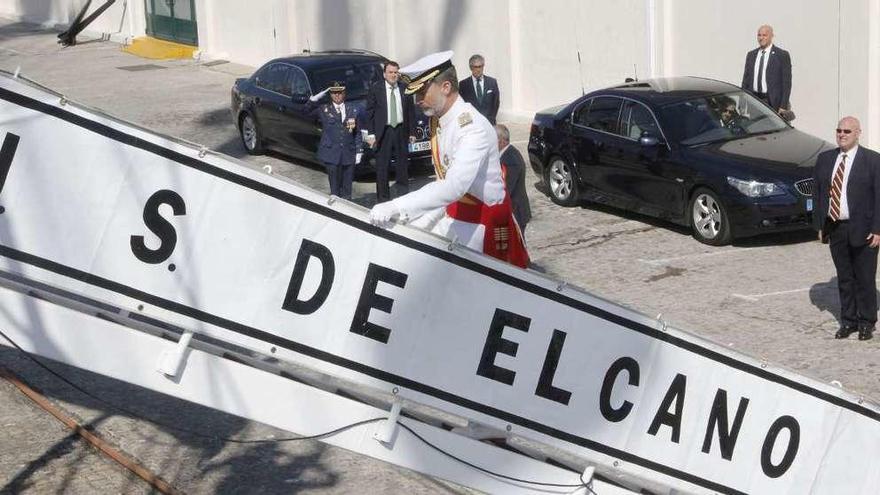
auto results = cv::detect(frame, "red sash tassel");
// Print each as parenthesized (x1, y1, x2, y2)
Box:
(446, 194, 530, 268)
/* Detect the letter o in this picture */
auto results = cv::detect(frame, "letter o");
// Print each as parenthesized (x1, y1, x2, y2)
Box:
(760, 415, 800, 478)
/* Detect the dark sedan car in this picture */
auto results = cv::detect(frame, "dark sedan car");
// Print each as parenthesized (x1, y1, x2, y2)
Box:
(230, 50, 431, 173)
(528, 77, 834, 245)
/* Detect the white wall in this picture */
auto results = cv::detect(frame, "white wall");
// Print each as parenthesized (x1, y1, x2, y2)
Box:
(0, 0, 134, 39)
(3, 0, 878, 147)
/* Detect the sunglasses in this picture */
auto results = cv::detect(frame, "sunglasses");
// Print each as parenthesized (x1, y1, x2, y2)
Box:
(836, 129, 856, 134)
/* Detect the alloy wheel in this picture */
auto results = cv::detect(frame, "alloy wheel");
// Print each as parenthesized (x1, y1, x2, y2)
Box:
(691, 191, 727, 243)
(548, 159, 574, 203)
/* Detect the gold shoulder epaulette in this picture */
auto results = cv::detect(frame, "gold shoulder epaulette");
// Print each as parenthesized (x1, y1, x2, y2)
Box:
(458, 112, 473, 127)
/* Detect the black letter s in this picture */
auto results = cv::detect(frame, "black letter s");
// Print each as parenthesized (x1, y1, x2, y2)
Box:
(130, 189, 186, 264)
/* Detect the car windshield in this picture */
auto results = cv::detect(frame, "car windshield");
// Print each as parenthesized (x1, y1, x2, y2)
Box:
(657, 90, 789, 146)
(310, 62, 383, 100)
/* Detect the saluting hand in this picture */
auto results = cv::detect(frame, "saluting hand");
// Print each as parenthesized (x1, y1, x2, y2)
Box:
(309, 87, 331, 102)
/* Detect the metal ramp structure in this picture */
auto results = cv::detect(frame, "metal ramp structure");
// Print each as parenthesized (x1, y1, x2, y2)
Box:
(2, 70, 880, 494)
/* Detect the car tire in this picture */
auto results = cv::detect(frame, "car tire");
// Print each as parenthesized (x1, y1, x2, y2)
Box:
(689, 187, 732, 245)
(544, 156, 579, 206)
(239, 113, 264, 155)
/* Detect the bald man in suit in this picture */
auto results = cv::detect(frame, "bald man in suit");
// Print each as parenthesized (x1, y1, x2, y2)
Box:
(741, 24, 792, 114)
(813, 116, 880, 341)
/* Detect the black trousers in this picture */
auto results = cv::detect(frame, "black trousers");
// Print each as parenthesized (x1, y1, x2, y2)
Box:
(324, 162, 354, 199)
(828, 220, 879, 328)
(375, 125, 410, 201)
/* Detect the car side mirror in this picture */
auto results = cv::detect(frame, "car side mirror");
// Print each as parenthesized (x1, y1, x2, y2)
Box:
(292, 94, 308, 104)
(639, 135, 660, 147)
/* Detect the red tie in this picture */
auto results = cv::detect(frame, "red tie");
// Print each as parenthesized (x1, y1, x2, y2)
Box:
(829, 154, 848, 221)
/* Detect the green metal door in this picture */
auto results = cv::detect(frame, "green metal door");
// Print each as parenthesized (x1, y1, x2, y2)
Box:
(145, 0, 198, 46)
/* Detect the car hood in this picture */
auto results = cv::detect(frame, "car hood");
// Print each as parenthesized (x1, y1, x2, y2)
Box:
(687, 128, 833, 173)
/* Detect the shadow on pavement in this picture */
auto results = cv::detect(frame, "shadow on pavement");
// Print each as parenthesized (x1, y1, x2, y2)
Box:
(0, 347, 339, 493)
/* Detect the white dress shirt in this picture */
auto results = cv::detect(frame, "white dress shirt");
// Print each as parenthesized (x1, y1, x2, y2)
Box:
(385, 82, 403, 126)
(752, 44, 773, 93)
(393, 95, 505, 251)
(830, 146, 860, 220)
(334, 102, 345, 121)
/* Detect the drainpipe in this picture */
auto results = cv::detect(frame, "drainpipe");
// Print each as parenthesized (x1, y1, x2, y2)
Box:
(869, 0, 880, 148)
(646, 0, 656, 77)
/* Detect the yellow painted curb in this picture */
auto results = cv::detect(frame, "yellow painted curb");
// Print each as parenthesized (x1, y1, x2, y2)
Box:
(123, 36, 196, 60)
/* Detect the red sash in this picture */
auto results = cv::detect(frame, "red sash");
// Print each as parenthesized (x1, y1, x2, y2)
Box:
(446, 193, 530, 268)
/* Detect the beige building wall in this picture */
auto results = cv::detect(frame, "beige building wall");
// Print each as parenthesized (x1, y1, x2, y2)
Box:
(2, 0, 878, 147)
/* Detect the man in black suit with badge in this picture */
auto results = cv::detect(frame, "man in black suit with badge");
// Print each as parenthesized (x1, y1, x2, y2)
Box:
(813, 116, 880, 341)
(741, 24, 792, 115)
(365, 61, 415, 201)
(459, 54, 500, 125)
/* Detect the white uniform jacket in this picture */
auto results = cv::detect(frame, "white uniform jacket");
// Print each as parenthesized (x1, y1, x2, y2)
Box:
(392, 95, 506, 251)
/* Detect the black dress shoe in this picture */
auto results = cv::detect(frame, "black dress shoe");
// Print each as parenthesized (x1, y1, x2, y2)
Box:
(835, 326, 857, 339)
(858, 326, 875, 341)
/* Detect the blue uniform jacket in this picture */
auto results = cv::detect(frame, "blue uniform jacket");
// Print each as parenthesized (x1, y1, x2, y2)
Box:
(306, 100, 360, 166)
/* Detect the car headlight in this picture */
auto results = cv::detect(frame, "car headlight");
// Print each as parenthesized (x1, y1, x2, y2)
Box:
(726, 177, 786, 197)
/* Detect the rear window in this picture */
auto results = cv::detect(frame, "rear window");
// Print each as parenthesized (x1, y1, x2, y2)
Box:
(310, 62, 384, 100)
(254, 63, 291, 95)
(573, 97, 623, 134)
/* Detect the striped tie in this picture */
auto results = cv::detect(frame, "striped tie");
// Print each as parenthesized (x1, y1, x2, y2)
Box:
(829, 154, 848, 221)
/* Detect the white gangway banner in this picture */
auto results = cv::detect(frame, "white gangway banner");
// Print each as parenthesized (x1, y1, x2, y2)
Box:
(1, 72, 879, 494)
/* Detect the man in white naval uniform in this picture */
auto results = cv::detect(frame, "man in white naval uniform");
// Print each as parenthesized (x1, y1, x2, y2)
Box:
(369, 51, 528, 267)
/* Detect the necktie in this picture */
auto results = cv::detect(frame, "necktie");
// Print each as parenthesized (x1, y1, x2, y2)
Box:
(388, 85, 399, 127)
(829, 154, 848, 221)
(476, 78, 484, 103)
(756, 50, 766, 93)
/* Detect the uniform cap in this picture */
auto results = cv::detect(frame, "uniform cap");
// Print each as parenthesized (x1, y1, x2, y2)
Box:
(399, 50, 454, 95)
(328, 81, 346, 92)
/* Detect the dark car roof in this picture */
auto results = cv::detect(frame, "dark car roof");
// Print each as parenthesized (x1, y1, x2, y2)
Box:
(261, 51, 385, 71)
(594, 77, 741, 107)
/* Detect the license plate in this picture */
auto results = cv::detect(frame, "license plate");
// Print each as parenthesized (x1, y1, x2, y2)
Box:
(806, 199, 813, 212)
(409, 141, 431, 153)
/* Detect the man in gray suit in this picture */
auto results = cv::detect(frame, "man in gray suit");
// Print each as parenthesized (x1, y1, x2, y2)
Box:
(459, 54, 500, 125)
(741, 24, 792, 114)
(496, 124, 531, 235)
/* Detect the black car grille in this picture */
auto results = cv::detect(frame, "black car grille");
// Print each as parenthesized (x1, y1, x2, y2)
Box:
(794, 178, 813, 197)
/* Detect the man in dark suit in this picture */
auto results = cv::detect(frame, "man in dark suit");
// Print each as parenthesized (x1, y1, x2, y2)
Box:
(741, 25, 792, 114)
(459, 54, 500, 125)
(813, 116, 880, 341)
(495, 124, 531, 235)
(365, 61, 415, 201)
(305, 81, 360, 199)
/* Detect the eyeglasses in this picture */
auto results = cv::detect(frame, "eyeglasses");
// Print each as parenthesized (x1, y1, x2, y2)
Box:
(836, 129, 857, 134)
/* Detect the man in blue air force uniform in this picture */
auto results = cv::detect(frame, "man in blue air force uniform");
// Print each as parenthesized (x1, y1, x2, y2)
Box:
(306, 81, 360, 199)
